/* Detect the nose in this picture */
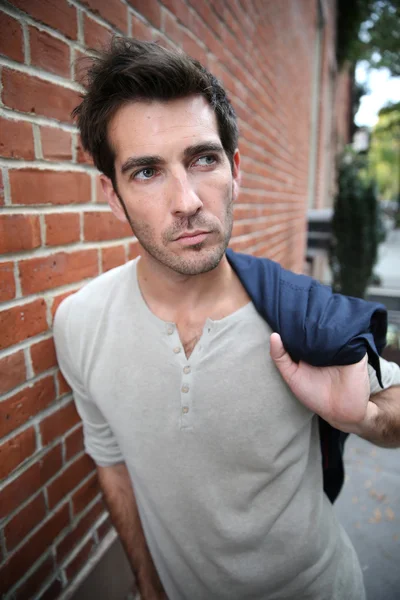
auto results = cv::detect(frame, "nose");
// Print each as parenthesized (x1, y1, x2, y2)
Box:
(169, 170, 203, 217)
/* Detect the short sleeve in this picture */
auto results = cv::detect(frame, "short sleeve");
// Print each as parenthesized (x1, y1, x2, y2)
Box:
(53, 297, 124, 467)
(368, 356, 400, 396)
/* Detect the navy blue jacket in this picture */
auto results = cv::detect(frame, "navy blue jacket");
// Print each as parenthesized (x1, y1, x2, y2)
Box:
(226, 249, 388, 502)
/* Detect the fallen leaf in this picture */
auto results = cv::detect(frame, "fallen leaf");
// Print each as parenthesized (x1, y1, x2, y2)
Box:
(385, 507, 395, 521)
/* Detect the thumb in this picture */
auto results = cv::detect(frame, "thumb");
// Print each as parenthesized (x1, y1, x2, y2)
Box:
(270, 333, 297, 379)
(269, 332, 287, 362)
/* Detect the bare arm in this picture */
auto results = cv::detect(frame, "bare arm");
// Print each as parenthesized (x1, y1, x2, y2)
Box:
(354, 385, 400, 448)
(97, 463, 167, 600)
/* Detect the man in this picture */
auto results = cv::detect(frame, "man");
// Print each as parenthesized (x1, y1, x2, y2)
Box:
(54, 38, 400, 599)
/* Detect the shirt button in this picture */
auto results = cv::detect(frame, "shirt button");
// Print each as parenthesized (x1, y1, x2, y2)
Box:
(182, 384, 189, 393)
(183, 366, 191, 374)
(173, 347, 181, 354)
(167, 326, 174, 335)
(182, 406, 189, 414)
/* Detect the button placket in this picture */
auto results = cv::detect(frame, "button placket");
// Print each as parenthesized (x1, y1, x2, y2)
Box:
(180, 363, 193, 429)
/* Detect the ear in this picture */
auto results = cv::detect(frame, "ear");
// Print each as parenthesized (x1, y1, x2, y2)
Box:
(231, 149, 241, 202)
(100, 175, 128, 223)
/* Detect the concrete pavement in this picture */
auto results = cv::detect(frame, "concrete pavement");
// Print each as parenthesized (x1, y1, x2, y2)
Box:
(334, 436, 400, 599)
(335, 226, 400, 600)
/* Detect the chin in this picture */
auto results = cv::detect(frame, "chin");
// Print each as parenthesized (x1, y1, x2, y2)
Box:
(174, 247, 225, 275)
(158, 242, 227, 276)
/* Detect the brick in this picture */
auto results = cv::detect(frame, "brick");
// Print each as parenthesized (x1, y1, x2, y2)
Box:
(84, 212, 131, 241)
(102, 245, 126, 272)
(65, 425, 84, 461)
(58, 370, 72, 395)
(0, 118, 35, 160)
(181, 32, 207, 65)
(127, 241, 141, 260)
(45, 213, 80, 246)
(47, 453, 95, 509)
(0, 170, 4, 205)
(0, 214, 41, 254)
(76, 136, 94, 165)
(56, 499, 103, 563)
(12, 0, 77, 40)
(84, 14, 113, 50)
(163, 10, 181, 44)
(0, 12, 24, 62)
(0, 350, 26, 395)
(9, 170, 91, 206)
(128, 0, 161, 28)
(40, 127, 72, 160)
(95, 175, 108, 204)
(36, 578, 62, 600)
(2, 69, 80, 123)
(97, 516, 112, 541)
(72, 472, 100, 516)
(14, 555, 54, 600)
(0, 375, 56, 438)
(160, 0, 190, 27)
(19, 249, 98, 295)
(73, 48, 91, 86)
(0, 503, 69, 595)
(0, 444, 62, 519)
(0, 261, 16, 302)
(40, 401, 80, 446)
(29, 27, 70, 78)
(0, 427, 36, 480)
(0, 299, 48, 351)
(30, 337, 57, 376)
(81, 0, 128, 32)
(4, 493, 46, 551)
(131, 14, 153, 41)
(65, 538, 95, 581)
(51, 289, 77, 320)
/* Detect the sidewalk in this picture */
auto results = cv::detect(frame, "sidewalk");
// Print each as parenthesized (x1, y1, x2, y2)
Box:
(334, 436, 400, 599)
(334, 226, 400, 599)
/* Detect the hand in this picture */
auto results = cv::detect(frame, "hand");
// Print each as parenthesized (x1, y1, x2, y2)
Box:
(269, 332, 375, 433)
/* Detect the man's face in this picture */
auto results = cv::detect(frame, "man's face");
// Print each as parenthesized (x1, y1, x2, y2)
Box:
(101, 96, 240, 276)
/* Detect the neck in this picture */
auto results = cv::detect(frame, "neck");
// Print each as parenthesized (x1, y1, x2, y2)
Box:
(137, 251, 233, 319)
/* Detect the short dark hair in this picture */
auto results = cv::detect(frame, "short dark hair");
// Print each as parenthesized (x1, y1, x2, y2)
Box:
(73, 37, 239, 184)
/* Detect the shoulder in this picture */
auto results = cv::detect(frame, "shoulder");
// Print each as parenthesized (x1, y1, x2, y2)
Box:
(54, 259, 137, 341)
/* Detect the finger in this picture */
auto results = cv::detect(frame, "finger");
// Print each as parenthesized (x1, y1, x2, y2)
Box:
(269, 332, 286, 360)
(270, 333, 298, 380)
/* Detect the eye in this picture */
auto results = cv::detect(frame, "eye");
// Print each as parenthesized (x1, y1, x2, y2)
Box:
(194, 155, 217, 167)
(133, 167, 157, 181)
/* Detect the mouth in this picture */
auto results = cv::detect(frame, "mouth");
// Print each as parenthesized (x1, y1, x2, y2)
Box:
(174, 231, 210, 245)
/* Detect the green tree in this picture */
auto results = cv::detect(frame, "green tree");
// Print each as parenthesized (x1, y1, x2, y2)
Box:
(329, 151, 384, 298)
(369, 101, 400, 201)
(337, 0, 400, 76)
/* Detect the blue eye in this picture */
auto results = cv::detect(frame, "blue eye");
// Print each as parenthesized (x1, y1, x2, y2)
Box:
(195, 155, 217, 166)
(134, 168, 156, 180)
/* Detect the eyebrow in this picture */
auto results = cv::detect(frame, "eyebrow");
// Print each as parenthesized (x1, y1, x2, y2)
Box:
(120, 141, 224, 176)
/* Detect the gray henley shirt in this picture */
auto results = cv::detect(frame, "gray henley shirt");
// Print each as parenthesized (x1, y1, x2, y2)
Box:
(54, 257, 400, 599)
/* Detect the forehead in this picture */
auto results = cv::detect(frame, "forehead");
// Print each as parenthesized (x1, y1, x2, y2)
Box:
(108, 96, 221, 161)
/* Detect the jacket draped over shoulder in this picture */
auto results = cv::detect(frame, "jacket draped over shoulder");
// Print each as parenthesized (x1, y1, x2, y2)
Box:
(226, 248, 388, 503)
(226, 249, 387, 385)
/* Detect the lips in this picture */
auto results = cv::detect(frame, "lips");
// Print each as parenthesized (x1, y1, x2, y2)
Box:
(176, 230, 209, 240)
(175, 231, 210, 245)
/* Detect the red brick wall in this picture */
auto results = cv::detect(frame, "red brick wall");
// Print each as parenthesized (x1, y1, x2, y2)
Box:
(0, 1, 334, 597)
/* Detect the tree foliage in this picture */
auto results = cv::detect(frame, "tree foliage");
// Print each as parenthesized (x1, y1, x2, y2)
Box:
(369, 101, 400, 200)
(337, 0, 400, 75)
(329, 151, 385, 298)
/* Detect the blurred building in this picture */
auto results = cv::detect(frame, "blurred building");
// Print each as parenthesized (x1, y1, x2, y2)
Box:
(0, 1, 352, 598)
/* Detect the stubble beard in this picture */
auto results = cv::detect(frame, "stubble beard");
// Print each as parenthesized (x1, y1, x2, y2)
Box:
(116, 190, 234, 276)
